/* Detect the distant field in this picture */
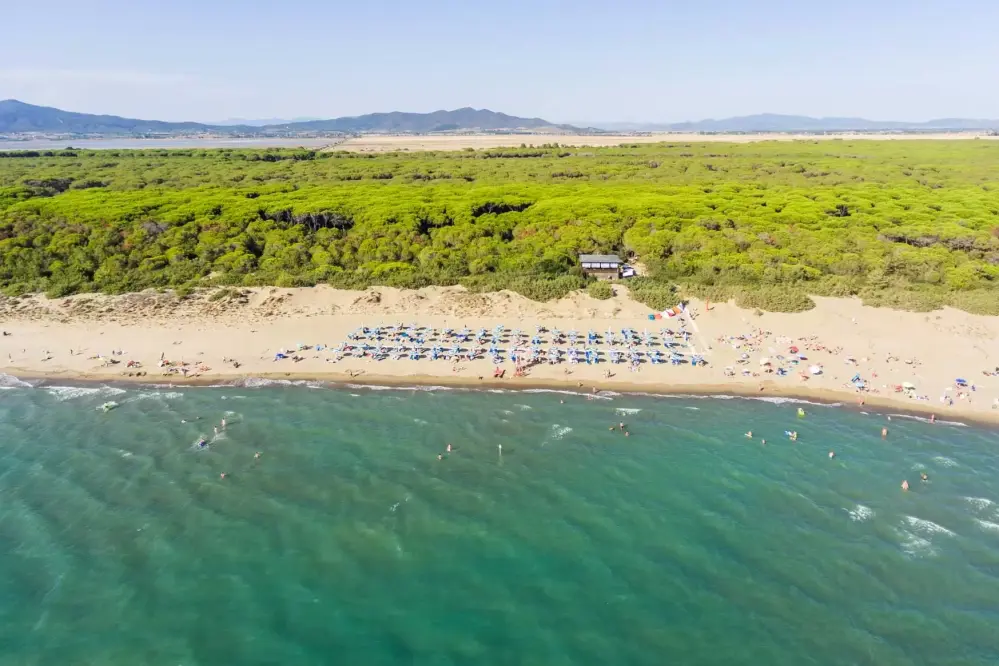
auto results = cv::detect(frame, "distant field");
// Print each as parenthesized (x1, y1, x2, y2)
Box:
(332, 132, 999, 152)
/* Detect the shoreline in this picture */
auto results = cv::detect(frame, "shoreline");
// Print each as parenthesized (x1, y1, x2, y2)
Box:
(3, 285, 997, 428)
(7, 369, 993, 428)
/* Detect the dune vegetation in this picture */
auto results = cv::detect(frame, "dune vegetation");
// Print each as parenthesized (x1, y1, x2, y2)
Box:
(1, 140, 998, 313)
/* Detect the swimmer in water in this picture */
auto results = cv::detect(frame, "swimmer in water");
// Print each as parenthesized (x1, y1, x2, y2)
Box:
(745, 431, 753, 438)
(446, 444, 452, 453)
(619, 422, 626, 431)
(920, 472, 928, 482)
(625, 431, 630, 437)
(882, 427, 888, 439)
(789, 431, 798, 441)
(901, 479, 909, 491)
(197, 438, 207, 448)
(214, 426, 218, 436)
(221, 417, 227, 429)
(828, 451, 835, 459)
(220, 473, 226, 479)
(254, 452, 261, 459)
(761, 439, 766, 446)
(437, 454, 443, 461)
(929, 414, 935, 423)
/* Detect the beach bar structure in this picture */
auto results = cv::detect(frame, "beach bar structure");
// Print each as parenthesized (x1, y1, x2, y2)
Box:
(579, 254, 622, 280)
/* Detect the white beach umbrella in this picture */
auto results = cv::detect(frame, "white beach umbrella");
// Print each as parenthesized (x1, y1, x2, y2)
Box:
(809, 365, 823, 375)
(759, 358, 771, 366)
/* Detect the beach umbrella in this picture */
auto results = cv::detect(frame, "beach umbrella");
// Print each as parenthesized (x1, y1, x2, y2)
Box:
(789, 346, 799, 353)
(902, 381, 916, 390)
(809, 365, 823, 375)
(759, 358, 771, 366)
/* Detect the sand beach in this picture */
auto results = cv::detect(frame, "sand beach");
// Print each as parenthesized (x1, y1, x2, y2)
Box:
(2, 285, 996, 423)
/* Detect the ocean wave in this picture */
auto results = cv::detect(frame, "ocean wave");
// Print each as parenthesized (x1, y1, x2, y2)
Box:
(615, 408, 642, 415)
(932, 456, 958, 468)
(549, 424, 572, 440)
(126, 390, 184, 403)
(963, 497, 995, 512)
(0, 373, 34, 389)
(903, 515, 956, 537)
(888, 414, 967, 427)
(413, 418, 428, 425)
(896, 529, 937, 558)
(752, 396, 841, 407)
(846, 504, 874, 522)
(237, 377, 326, 389)
(976, 519, 999, 533)
(975, 518, 999, 532)
(515, 404, 532, 410)
(45, 385, 126, 402)
(344, 383, 453, 392)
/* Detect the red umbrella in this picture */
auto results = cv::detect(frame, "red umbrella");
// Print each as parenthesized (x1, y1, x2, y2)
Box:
(789, 346, 799, 354)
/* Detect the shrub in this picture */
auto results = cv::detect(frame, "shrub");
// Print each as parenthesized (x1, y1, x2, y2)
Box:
(587, 281, 614, 299)
(734, 287, 815, 313)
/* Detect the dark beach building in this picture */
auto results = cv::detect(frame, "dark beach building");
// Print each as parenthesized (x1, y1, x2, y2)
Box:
(579, 254, 622, 280)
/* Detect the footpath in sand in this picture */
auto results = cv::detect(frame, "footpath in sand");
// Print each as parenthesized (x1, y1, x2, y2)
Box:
(2, 285, 998, 424)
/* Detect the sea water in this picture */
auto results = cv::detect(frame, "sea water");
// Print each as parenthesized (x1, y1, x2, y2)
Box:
(1, 378, 998, 666)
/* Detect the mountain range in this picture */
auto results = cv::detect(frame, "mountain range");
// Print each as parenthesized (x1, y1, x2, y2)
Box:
(2, 100, 998, 136)
(590, 114, 999, 132)
(0, 100, 579, 135)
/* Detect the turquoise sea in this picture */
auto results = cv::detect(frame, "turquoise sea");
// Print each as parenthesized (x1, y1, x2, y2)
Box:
(1, 376, 998, 666)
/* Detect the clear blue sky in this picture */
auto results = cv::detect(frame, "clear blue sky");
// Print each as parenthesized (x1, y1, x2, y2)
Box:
(3, 0, 998, 123)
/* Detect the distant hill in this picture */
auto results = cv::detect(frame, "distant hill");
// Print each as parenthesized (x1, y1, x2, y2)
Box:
(0, 99, 240, 134)
(0, 100, 581, 135)
(211, 117, 323, 127)
(270, 107, 577, 133)
(653, 114, 999, 132)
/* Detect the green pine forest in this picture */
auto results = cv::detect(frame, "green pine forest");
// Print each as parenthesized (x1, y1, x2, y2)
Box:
(1, 140, 998, 313)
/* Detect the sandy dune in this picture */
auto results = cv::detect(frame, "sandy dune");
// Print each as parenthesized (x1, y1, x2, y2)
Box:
(2, 285, 997, 424)
(330, 132, 999, 152)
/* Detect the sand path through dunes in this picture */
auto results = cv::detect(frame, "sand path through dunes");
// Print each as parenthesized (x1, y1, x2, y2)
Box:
(2, 285, 997, 423)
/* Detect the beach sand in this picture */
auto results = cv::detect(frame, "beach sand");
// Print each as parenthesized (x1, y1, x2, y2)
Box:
(2, 285, 997, 423)
(331, 132, 999, 152)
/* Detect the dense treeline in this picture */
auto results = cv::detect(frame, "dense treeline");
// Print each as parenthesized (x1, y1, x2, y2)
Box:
(1, 141, 998, 312)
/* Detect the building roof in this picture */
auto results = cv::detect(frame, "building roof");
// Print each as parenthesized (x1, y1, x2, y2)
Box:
(579, 253, 621, 263)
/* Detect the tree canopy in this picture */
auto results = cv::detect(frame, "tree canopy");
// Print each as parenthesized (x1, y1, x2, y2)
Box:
(1, 140, 998, 313)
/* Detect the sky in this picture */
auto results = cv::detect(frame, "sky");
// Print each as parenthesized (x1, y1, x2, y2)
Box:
(3, 0, 999, 123)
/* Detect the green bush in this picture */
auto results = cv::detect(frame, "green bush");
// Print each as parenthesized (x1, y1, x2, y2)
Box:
(734, 287, 816, 313)
(587, 280, 614, 299)
(628, 278, 678, 311)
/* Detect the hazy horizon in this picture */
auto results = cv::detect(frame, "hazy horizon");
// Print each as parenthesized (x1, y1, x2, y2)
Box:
(2, 0, 998, 124)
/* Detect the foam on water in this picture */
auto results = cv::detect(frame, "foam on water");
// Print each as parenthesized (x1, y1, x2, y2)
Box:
(549, 424, 572, 440)
(903, 515, 956, 537)
(45, 385, 126, 402)
(932, 456, 959, 468)
(125, 390, 184, 403)
(615, 408, 642, 415)
(847, 504, 874, 522)
(975, 519, 999, 533)
(890, 413, 968, 427)
(0, 373, 34, 389)
(964, 497, 996, 512)
(896, 529, 937, 558)
(752, 396, 840, 407)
